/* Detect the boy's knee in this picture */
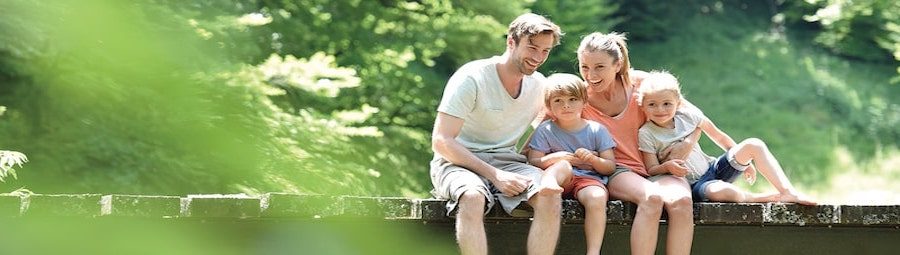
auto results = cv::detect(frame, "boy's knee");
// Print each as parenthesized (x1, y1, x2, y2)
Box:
(579, 189, 608, 209)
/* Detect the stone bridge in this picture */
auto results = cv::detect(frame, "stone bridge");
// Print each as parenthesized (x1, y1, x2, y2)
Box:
(1, 193, 897, 254)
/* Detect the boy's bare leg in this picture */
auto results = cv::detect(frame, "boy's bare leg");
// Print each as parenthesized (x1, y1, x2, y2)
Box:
(732, 138, 816, 205)
(608, 172, 663, 255)
(577, 185, 608, 255)
(527, 189, 562, 255)
(456, 190, 488, 255)
(656, 176, 694, 255)
(539, 161, 572, 195)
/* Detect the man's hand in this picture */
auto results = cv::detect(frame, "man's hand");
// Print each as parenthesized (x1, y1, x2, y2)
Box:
(662, 159, 689, 177)
(492, 170, 532, 197)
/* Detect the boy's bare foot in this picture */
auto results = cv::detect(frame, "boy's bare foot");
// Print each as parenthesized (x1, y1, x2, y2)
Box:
(537, 181, 564, 195)
(777, 192, 817, 206)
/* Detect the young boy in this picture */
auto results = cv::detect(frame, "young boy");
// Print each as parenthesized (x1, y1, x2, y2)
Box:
(527, 73, 617, 254)
(637, 71, 815, 205)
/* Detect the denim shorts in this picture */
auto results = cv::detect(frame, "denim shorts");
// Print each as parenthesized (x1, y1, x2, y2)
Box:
(690, 150, 750, 202)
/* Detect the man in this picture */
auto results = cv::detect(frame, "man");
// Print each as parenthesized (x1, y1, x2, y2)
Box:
(430, 13, 565, 255)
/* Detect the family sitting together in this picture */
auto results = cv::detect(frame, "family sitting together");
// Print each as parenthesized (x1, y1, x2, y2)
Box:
(430, 13, 815, 255)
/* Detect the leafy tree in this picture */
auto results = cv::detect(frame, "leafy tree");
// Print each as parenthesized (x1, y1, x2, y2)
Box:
(780, 0, 900, 77)
(0, 0, 546, 196)
(530, 0, 621, 74)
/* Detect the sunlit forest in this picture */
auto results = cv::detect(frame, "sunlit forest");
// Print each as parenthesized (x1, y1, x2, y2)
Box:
(2, 0, 898, 201)
(1, 0, 898, 253)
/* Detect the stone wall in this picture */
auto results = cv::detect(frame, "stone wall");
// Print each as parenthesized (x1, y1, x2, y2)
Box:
(3, 193, 899, 254)
(1, 193, 897, 227)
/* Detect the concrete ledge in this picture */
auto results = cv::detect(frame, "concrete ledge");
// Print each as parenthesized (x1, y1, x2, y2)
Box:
(694, 203, 765, 224)
(0, 193, 897, 227)
(342, 196, 414, 218)
(839, 205, 900, 226)
(182, 194, 260, 218)
(100, 195, 181, 218)
(24, 194, 103, 217)
(260, 193, 341, 218)
(765, 204, 839, 226)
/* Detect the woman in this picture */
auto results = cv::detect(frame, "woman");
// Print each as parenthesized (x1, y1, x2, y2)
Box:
(577, 32, 697, 255)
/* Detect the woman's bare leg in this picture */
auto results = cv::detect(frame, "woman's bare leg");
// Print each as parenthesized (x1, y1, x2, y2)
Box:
(655, 176, 693, 255)
(608, 172, 663, 255)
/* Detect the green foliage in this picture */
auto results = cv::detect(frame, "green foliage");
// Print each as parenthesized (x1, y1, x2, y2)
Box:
(212, 53, 432, 196)
(0, 150, 27, 182)
(630, 1, 899, 190)
(0, 0, 535, 196)
(0, 106, 27, 183)
(610, 0, 737, 41)
(218, 0, 530, 130)
(530, 0, 621, 74)
(0, 0, 272, 193)
(2, 0, 894, 199)
(780, 0, 900, 76)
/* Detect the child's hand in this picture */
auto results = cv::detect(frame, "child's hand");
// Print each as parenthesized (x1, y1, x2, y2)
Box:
(574, 148, 596, 161)
(744, 165, 757, 185)
(662, 159, 689, 177)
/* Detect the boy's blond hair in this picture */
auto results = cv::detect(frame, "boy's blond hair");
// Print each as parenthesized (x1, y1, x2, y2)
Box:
(544, 73, 587, 107)
(637, 70, 682, 105)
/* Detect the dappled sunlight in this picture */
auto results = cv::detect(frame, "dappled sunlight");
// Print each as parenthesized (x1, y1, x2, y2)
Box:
(813, 146, 900, 205)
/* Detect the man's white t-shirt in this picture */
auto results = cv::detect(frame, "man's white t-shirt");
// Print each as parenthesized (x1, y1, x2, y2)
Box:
(437, 56, 546, 154)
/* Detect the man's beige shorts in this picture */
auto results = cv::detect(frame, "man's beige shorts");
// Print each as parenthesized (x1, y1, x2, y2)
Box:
(430, 151, 543, 217)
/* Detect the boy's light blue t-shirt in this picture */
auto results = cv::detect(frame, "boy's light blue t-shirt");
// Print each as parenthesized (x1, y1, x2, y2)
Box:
(528, 120, 616, 177)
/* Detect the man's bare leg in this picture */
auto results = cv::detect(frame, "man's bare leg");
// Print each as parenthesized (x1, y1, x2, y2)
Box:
(457, 190, 488, 255)
(526, 190, 562, 255)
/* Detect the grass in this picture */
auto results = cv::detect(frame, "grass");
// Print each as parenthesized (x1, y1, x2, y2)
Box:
(627, 4, 900, 203)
